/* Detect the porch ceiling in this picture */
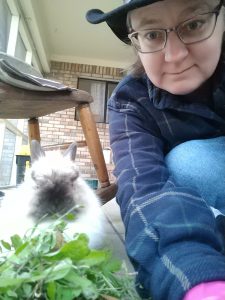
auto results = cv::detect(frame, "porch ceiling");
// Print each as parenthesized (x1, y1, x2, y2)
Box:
(19, 0, 135, 72)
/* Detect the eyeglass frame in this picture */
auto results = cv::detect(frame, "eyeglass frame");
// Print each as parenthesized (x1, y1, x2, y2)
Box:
(128, 0, 223, 53)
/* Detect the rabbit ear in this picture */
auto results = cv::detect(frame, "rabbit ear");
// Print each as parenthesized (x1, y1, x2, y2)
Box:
(63, 142, 77, 161)
(30, 140, 45, 163)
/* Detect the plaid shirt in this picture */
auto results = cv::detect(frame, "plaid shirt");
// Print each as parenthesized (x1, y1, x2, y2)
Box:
(108, 70, 225, 300)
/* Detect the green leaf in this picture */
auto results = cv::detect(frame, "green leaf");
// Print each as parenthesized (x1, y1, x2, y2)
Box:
(10, 235, 23, 250)
(102, 258, 122, 273)
(1, 240, 11, 250)
(31, 258, 72, 283)
(6, 290, 17, 298)
(65, 213, 76, 221)
(35, 231, 56, 254)
(57, 289, 74, 300)
(0, 275, 29, 288)
(43, 248, 62, 261)
(46, 281, 56, 300)
(79, 249, 110, 267)
(82, 284, 98, 300)
(55, 220, 67, 232)
(55, 282, 77, 300)
(15, 241, 29, 255)
(60, 234, 90, 261)
(64, 271, 98, 299)
(22, 283, 32, 297)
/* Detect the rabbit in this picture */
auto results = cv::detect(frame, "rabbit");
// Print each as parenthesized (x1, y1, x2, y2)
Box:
(0, 140, 105, 248)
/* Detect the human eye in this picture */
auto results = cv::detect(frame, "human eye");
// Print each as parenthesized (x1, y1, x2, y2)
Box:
(181, 15, 208, 33)
(185, 19, 205, 31)
(143, 30, 164, 41)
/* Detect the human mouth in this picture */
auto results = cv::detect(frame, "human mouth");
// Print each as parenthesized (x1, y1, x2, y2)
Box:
(167, 65, 194, 75)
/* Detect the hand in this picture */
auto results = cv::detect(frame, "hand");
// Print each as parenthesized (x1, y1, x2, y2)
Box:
(202, 296, 225, 300)
(183, 282, 225, 300)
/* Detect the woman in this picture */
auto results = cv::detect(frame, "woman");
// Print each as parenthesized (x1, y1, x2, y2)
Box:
(86, 1, 225, 299)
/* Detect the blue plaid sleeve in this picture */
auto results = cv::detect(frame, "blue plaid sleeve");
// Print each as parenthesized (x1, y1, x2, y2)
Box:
(108, 78, 225, 300)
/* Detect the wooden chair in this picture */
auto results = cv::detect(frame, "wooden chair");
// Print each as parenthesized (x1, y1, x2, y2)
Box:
(0, 55, 117, 204)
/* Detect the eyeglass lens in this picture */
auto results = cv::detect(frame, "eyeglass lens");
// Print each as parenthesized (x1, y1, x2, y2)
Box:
(130, 12, 217, 53)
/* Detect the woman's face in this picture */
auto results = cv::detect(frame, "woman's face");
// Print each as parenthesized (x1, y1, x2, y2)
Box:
(130, 0, 225, 95)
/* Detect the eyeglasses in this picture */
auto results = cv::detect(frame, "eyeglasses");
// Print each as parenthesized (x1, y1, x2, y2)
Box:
(128, 1, 223, 53)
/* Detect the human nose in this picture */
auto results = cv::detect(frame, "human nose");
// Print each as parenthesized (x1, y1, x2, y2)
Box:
(164, 31, 189, 62)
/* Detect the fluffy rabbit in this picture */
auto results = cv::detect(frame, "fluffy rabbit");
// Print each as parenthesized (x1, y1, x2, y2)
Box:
(0, 140, 105, 248)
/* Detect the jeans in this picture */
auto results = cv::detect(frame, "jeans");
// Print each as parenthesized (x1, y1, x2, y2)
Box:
(165, 136, 225, 214)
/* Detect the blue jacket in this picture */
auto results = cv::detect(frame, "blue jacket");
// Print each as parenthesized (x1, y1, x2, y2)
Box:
(108, 64, 225, 300)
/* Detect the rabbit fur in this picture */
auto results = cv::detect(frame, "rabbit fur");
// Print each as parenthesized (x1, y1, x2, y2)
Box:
(0, 141, 105, 248)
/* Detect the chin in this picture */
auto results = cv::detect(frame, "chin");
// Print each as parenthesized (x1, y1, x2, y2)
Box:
(157, 79, 204, 96)
(164, 85, 199, 95)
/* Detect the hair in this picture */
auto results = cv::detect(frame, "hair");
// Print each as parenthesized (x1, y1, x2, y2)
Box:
(125, 2, 225, 77)
(123, 11, 145, 76)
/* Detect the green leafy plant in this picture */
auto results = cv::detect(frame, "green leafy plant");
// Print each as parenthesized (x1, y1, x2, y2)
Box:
(0, 219, 142, 300)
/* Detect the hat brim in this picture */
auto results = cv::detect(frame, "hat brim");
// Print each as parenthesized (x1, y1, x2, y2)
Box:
(86, 0, 161, 44)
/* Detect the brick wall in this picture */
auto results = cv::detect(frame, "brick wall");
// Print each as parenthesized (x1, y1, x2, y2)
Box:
(39, 61, 124, 182)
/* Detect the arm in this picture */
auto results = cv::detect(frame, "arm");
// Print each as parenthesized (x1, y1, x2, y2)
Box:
(108, 82, 225, 300)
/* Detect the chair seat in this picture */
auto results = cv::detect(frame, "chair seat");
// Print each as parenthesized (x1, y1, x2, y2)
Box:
(0, 81, 93, 119)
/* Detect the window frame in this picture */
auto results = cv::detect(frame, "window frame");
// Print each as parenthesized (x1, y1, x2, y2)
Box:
(76, 77, 118, 124)
(5, 0, 41, 70)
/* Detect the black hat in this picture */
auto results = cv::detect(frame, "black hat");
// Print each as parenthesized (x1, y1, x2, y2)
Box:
(86, 0, 162, 44)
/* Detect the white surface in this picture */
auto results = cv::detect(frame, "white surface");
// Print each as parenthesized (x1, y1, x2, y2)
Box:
(19, 0, 135, 71)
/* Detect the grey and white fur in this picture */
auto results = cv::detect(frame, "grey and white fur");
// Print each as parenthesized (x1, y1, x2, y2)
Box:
(0, 140, 105, 248)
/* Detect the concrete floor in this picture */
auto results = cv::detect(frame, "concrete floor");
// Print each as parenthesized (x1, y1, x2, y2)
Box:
(102, 197, 134, 272)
